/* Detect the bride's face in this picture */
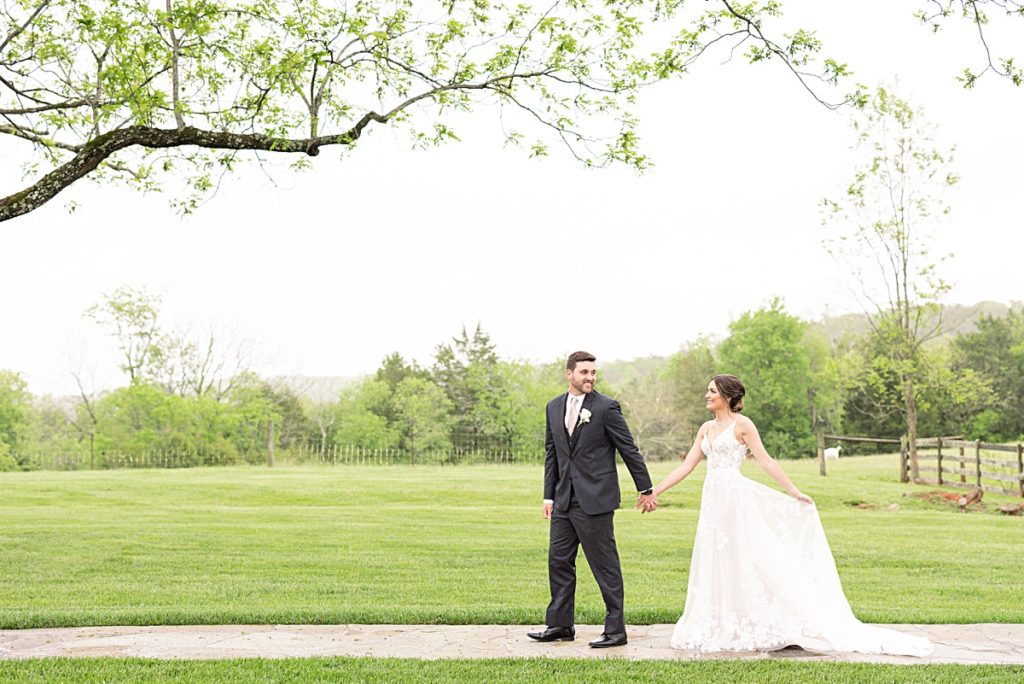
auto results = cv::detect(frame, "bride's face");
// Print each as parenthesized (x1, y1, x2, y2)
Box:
(705, 381, 727, 412)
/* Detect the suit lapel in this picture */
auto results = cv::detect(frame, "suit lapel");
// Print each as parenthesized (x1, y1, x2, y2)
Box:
(568, 391, 595, 453)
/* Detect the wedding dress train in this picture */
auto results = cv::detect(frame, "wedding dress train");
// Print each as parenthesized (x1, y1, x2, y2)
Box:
(670, 421, 932, 656)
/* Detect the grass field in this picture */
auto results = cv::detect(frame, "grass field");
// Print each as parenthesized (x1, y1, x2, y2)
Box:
(1, 453, 1020, 630)
(0, 657, 1022, 683)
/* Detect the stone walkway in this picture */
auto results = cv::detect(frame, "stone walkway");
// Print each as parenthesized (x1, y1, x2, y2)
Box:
(1, 624, 1022, 664)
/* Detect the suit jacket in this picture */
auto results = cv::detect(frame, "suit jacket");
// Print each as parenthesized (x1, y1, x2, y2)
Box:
(543, 390, 653, 515)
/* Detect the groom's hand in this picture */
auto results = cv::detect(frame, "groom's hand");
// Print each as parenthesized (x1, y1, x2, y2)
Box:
(542, 502, 553, 519)
(636, 493, 658, 513)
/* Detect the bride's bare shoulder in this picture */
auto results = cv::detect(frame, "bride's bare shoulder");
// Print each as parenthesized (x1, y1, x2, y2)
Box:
(736, 415, 757, 431)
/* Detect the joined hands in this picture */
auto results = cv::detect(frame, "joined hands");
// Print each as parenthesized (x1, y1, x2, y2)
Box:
(636, 492, 658, 514)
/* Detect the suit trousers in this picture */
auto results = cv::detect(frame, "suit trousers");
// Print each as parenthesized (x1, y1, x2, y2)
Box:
(545, 500, 625, 634)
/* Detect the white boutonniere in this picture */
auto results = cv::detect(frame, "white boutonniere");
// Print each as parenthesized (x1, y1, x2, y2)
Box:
(579, 408, 592, 425)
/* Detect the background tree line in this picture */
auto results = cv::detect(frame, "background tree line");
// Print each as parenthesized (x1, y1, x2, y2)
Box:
(615, 299, 1022, 460)
(1, 288, 1021, 471)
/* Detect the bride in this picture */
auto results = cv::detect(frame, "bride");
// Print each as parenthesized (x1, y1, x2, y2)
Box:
(646, 374, 932, 656)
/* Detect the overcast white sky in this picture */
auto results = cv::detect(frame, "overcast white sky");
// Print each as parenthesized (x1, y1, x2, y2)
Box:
(1, 0, 1022, 397)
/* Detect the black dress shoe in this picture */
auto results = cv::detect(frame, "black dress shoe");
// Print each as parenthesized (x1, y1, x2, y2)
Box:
(527, 626, 575, 642)
(589, 632, 627, 648)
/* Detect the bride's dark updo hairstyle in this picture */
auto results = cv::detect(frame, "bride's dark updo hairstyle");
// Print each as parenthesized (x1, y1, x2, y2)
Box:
(711, 374, 745, 412)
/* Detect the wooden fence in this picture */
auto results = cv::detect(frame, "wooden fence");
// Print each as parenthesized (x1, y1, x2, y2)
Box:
(817, 433, 902, 477)
(818, 433, 1024, 498)
(910, 437, 1024, 497)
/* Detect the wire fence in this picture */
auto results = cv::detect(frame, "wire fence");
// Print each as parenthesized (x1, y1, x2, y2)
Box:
(294, 442, 544, 466)
(7, 442, 547, 471)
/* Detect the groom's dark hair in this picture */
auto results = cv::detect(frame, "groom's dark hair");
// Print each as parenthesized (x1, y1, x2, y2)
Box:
(566, 351, 596, 370)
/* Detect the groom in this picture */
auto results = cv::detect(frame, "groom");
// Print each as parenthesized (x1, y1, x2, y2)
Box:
(528, 351, 657, 648)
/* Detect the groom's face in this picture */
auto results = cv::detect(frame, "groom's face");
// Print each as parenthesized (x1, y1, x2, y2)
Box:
(566, 361, 596, 395)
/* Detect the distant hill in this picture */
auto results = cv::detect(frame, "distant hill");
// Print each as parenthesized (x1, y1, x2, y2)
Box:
(599, 356, 669, 389)
(599, 301, 1022, 384)
(813, 301, 1021, 346)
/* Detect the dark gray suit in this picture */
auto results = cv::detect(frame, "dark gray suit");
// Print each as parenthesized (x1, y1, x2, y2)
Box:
(542, 390, 653, 634)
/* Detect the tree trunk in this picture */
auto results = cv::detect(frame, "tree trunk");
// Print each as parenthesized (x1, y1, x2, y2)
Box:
(903, 375, 919, 482)
(816, 430, 826, 477)
(267, 417, 275, 468)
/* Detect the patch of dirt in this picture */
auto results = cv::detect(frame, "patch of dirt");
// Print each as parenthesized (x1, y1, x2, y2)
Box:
(904, 489, 988, 513)
(843, 500, 902, 511)
(908, 490, 962, 504)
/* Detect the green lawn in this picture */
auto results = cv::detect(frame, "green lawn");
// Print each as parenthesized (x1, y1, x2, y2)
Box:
(0, 454, 1021, 629)
(0, 658, 1022, 683)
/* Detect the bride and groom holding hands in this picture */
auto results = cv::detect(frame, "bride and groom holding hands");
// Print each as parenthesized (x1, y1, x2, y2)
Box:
(528, 351, 933, 656)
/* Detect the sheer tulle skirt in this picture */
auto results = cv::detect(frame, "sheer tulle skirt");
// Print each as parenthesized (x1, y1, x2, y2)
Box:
(670, 469, 932, 656)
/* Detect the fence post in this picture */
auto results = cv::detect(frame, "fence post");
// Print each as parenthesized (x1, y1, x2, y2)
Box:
(816, 431, 826, 476)
(958, 445, 966, 484)
(936, 437, 943, 486)
(899, 435, 909, 483)
(1017, 443, 1023, 497)
(975, 439, 982, 488)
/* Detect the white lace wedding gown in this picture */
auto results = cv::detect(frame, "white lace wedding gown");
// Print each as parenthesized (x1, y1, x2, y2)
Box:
(670, 421, 933, 655)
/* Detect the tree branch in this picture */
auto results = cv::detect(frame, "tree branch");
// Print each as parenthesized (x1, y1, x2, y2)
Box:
(0, 123, 81, 151)
(0, 122, 366, 222)
(720, 0, 851, 110)
(0, 0, 52, 56)
(0, 96, 99, 116)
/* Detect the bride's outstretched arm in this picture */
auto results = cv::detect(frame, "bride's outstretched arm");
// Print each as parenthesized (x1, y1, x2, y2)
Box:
(741, 419, 813, 504)
(651, 426, 707, 497)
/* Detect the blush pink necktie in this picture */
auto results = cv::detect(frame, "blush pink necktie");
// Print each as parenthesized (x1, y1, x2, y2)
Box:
(566, 397, 580, 435)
